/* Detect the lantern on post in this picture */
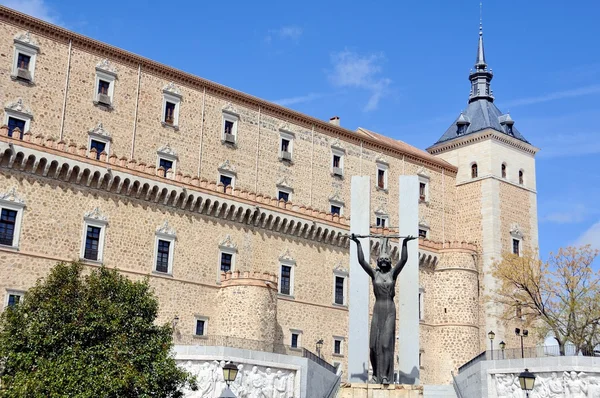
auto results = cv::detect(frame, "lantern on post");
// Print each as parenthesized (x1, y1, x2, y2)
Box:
(518, 368, 536, 397)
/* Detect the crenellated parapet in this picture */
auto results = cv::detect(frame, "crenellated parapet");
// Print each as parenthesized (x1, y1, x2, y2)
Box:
(220, 270, 278, 289)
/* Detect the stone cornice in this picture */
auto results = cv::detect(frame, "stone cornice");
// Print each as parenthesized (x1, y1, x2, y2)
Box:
(427, 129, 540, 156)
(0, 5, 456, 174)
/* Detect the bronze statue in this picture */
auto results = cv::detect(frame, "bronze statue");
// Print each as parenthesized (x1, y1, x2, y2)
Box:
(349, 234, 416, 384)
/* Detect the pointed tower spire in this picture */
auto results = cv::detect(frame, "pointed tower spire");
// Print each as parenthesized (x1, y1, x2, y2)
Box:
(475, 20, 486, 68)
(468, 6, 494, 103)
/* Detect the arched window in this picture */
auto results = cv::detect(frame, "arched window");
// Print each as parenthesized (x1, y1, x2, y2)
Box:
(519, 170, 524, 185)
(501, 163, 506, 179)
(471, 163, 478, 179)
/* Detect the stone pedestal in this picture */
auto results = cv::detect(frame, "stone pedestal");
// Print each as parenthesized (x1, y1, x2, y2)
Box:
(339, 383, 423, 398)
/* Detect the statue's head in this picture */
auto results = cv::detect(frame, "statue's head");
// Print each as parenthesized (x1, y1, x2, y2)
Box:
(377, 237, 392, 271)
(377, 256, 391, 271)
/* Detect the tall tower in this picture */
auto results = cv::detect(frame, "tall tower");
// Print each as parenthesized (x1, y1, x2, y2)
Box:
(427, 23, 540, 350)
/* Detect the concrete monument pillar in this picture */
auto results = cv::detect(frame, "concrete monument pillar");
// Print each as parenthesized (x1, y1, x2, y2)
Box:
(347, 176, 371, 382)
(397, 175, 420, 384)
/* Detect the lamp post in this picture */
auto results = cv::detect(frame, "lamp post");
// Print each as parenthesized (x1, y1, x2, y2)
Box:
(222, 362, 239, 386)
(172, 315, 179, 329)
(499, 341, 506, 360)
(316, 339, 324, 359)
(515, 328, 529, 359)
(488, 331, 495, 360)
(518, 368, 536, 397)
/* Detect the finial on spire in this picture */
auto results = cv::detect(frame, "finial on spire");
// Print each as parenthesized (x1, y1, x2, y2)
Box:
(480, 2, 483, 35)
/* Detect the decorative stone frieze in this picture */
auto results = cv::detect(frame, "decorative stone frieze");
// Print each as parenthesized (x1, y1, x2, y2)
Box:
(95, 59, 117, 76)
(5, 98, 32, 117)
(0, 187, 25, 205)
(14, 31, 38, 49)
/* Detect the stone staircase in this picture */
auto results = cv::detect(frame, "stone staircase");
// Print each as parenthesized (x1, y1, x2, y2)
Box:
(423, 385, 458, 397)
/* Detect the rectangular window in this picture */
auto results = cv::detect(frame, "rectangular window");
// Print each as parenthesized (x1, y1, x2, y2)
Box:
(377, 169, 386, 189)
(281, 138, 290, 153)
(90, 139, 106, 160)
(419, 292, 424, 320)
(97, 79, 110, 95)
(159, 158, 173, 172)
(219, 174, 233, 187)
(224, 120, 234, 135)
(220, 252, 232, 272)
(155, 239, 171, 273)
(332, 155, 341, 168)
(280, 265, 291, 295)
(334, 276, 344, 305)
(376, 217, 387, 228)
(195, 319, 205, 336)
(0, 209, 17, 246)
(334, 339, 342, 355)
(291, 333, 299, 348)
(512, 239, 520, 255)
(278, 191, 289, 202)
(419, 182, 426, 201)
(331, 205, 341, 215)
(418, 229, 428, 239)
(17, 53, 31, 70)
(84, 225, 101, 261)
(164, 101, 176, 125)
(7, 293, 22, 307)
(7, 117, 26, 139)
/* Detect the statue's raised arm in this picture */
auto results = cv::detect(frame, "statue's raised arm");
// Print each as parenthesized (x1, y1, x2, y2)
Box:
(349, 234, 375, 279)
(392, 236, 417, 280)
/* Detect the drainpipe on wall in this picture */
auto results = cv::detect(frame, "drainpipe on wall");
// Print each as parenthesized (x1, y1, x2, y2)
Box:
(59, 40, 72, 141)
(197, 87, 206, 177)
(130, 64, 141, 158)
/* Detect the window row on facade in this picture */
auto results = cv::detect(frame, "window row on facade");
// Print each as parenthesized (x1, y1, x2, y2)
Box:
(470, 162, 525, 185)
(7, 32, 438, 211)
(0, 200, 350, 308)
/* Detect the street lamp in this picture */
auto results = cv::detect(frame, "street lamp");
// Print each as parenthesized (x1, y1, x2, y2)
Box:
(499, 341, 506, 359)
(518, 368, 536, 397)
(515, 328, 529, 359)
(488, 331, 495, 360)
(172, 315, 179, 329)
(222, 362, 239, 386)
(316, 339, 324, 359)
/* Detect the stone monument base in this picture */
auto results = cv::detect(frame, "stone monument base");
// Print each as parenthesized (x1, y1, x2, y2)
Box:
(339, 383, 423, 398)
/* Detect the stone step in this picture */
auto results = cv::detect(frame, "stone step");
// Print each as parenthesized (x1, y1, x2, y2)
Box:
(423, 384, 458, 398)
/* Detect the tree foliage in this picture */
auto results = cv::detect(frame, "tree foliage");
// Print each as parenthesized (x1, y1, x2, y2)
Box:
(491, 245, 600, 355)
(0, 262, 195, 397)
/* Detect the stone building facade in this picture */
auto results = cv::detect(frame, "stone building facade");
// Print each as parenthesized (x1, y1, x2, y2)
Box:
(0, 6, 539, 386)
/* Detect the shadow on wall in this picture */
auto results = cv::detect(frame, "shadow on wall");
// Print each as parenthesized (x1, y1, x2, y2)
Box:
(398, 366, 419, 384)
(350, 362, 369, 382)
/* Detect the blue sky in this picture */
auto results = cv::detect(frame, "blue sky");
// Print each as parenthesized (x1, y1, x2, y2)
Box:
(3, 0, 599, 259)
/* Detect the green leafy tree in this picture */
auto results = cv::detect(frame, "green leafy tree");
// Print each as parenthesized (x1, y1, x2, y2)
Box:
(0, 262, 196, 397)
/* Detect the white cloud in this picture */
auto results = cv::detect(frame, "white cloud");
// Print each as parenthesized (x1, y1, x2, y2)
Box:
(575, 220, 600, 250)
(536, 132, 600, 158)
(329, 50, 391, 111)
(265, 26, 303, 43)
(503, 84, 600, 108)
(542, 204, 589, 224)
(2, 0, 61, 24)
(272, 92, 324, 106)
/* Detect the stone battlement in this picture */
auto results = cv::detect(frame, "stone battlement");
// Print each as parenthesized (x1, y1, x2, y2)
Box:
(220, 270, 278, 289)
